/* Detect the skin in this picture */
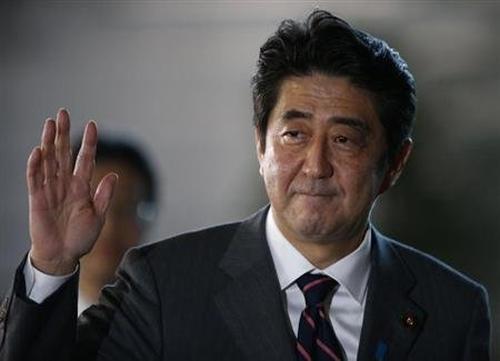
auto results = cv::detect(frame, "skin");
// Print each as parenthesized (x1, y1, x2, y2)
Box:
(79, 160, 147, 303)
(28, 110, 117, 275)
(257, 73, 412, 269)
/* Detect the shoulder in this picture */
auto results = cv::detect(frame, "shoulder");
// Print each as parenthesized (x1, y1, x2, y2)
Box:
(378, 232, 488, 301)
(131, 206, 268, 269)
(125, 220, 243, 274)
(147, 221, 241, 253)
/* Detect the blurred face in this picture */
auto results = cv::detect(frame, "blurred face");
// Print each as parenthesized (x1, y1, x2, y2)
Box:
(257, 74, 398, 246)
(82, 160, 148, 285)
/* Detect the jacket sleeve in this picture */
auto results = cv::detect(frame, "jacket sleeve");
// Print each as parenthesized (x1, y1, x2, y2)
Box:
(0, 256, 79, 361)
(0, 247, 162, 361)
(76, 247, 162, 361)
(462, 285, 491, 361)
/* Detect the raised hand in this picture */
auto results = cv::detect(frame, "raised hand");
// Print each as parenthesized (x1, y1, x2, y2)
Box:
(27, 109, 117, 275)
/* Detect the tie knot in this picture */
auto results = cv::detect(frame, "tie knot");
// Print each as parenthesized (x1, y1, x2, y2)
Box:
(296, 273, 338, 307)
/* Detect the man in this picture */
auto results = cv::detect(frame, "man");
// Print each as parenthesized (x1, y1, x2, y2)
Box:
(0, 10, 490, 361)
(74, 137, 157, 314)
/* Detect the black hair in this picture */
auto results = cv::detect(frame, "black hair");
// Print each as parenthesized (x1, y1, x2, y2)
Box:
(252, 9, 416, 163)
(73, 136, 157, 205)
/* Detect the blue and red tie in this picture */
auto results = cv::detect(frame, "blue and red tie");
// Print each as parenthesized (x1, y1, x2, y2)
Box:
(295, 273, 345, 361)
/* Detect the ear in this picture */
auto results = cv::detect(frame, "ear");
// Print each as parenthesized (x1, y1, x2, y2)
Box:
(378, 138, 413, 194)
(255, 128, 265, 175)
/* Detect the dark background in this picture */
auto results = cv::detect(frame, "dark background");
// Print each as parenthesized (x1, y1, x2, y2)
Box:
(1, 1, 498, 357)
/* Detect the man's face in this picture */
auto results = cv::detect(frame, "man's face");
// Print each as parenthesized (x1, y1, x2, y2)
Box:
(83, 160, 148, 284)
(257, 73, 399, 246)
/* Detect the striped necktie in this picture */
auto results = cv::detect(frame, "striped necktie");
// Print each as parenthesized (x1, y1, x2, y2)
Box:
(295, 273, 345, 361)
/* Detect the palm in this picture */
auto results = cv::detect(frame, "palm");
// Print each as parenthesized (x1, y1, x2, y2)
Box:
(27, 110, 117, 275)
(30, 177, 100, 261)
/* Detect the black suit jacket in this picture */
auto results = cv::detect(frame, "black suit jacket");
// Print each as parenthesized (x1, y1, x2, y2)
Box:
(0, 207, 491, 361)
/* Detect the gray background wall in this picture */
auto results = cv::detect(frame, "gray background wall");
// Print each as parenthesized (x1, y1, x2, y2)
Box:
(1, 0, 499, 356)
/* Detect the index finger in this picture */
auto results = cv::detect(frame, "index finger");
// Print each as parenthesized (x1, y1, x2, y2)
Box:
(73, 120, 98, 182)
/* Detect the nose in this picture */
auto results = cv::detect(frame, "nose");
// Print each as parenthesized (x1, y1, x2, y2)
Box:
(302, 136, 333, 179)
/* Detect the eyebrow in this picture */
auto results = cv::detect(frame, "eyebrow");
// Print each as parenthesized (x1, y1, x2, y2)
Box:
(281, 109, 313, 120)
(280, 109, 370, 133)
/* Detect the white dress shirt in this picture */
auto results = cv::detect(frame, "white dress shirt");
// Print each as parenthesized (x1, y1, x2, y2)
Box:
(266, 208, 372, 361)
(24, 257, 105, 315)
(23, 253, 76, 303)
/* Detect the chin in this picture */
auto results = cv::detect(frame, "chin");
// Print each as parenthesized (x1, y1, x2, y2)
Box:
(290, 213, 335, 240)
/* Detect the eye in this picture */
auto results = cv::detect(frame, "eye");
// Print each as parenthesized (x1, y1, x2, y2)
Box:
(333, 135, 349, 144)
(331, 132, 366, 152)
(281, 130, 306, 143)
(283, 130, 301, 138)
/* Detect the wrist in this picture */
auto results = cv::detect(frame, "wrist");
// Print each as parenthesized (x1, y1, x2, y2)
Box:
(29, 253, 78, 276)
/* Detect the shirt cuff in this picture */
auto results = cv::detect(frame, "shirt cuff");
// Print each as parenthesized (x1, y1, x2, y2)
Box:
(23, 253, 78, 304)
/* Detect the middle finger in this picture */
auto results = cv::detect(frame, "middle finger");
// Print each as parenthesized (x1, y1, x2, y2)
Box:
(55, 109, 72, 179)
(41, 118, 57, 184)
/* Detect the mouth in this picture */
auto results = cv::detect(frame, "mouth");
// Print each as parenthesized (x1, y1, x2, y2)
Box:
(291, 182, 338, 198)
(295, 191, 335, 197)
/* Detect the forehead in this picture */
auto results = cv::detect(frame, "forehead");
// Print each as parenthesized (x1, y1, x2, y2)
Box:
(270, 74, 380, 128)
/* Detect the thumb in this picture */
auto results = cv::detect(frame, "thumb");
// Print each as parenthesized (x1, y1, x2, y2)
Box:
(94, 173, 118, 219)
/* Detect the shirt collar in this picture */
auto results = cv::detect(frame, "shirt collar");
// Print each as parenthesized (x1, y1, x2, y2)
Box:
(265, 208, 372, 305)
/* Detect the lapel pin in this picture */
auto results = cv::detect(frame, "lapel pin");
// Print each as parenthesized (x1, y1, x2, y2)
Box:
(402, 312, 418, 329)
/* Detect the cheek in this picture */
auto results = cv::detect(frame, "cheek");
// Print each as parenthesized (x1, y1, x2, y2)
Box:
(262, 150, 299, 191)
(340, 164, 385, 204)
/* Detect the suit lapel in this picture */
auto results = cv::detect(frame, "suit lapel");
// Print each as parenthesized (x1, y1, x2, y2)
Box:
(214, 207, 296, 361)
(357, 229, 426, 361)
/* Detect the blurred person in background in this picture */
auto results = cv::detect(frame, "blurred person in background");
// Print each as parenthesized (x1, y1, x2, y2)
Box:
(73, 137, 158, 314)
